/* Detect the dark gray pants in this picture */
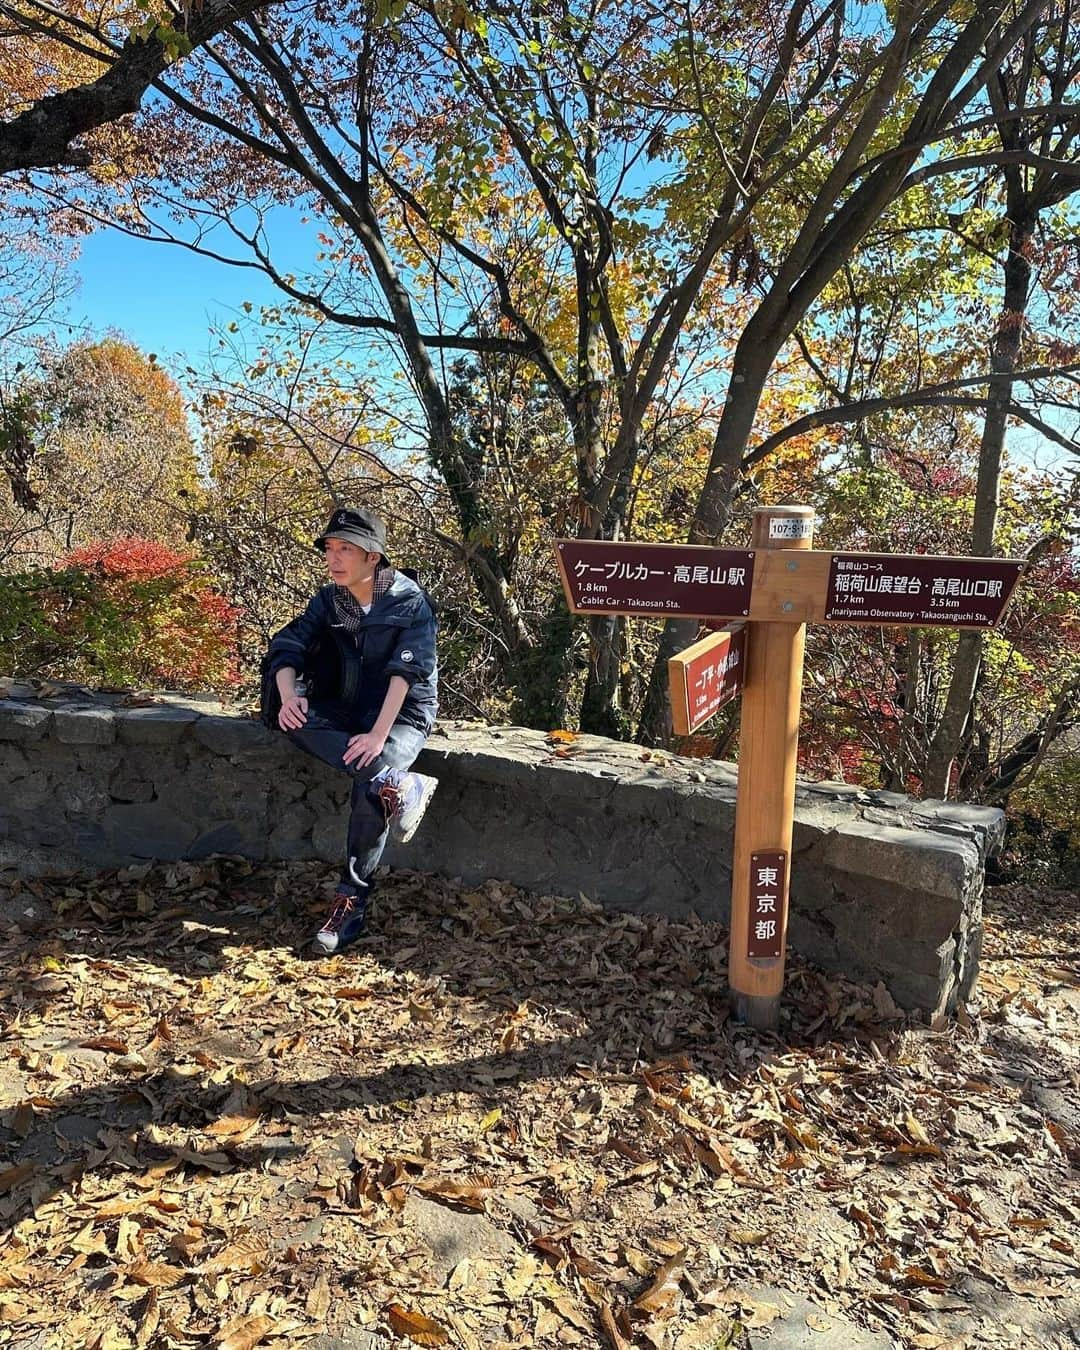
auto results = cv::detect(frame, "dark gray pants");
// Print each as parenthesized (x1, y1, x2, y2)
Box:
(286, 704, 427, 894)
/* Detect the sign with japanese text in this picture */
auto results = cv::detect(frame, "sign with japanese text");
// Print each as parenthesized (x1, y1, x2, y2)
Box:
(555, 541, 756, 618)
(825, 554, 1025, 628)
(747, 851, 787, 959)
(669, 625, 747, 736)
(768, 516, 813, 541)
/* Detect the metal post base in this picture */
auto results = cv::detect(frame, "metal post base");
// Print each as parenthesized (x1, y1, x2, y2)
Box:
(731, 991, 780, 1031)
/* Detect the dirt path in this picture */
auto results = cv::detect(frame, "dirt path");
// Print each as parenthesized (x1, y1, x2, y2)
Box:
(0, 863, 1076, 1349)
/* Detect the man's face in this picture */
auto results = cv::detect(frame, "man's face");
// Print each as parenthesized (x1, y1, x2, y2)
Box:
(324, 538, 381, 589)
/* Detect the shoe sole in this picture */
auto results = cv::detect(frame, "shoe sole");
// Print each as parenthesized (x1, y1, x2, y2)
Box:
(313, 930, 367, 955)
(394, 778, 438, 845)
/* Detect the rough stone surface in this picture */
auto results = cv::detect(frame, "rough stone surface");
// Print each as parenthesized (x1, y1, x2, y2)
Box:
(0, 703, 52, 742)
(402, 1193, 518, 1282)
(0, 687, 1006, 1015)
(53, 705, 116, 746)
(738, 1287, 894, 1349)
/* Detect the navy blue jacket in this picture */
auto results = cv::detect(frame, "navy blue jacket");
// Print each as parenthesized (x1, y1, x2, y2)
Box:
(266, 573, 438, 733)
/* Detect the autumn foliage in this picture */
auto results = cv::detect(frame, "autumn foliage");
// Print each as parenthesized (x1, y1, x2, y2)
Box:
(0, 537, 239, 689)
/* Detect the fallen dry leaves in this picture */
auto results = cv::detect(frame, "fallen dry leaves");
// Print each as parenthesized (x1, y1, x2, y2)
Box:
(0, 860, 1076, 1348)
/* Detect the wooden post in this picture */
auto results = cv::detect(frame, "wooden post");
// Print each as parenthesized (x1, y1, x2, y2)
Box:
(728, 505, 815, 1030)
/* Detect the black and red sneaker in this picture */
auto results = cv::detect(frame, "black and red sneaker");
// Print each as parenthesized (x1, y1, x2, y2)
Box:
(313, 883, 372, 955)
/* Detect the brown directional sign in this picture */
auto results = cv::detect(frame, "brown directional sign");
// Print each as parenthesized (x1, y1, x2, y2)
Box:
(824, 554, 1025, 628)
(668, 625, 747, 736)
(556, 540, 756, 619)
(747, 851, 786, 959)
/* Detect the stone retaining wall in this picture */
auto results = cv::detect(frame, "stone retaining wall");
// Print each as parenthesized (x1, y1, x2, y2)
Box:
(0, 685, 1006, 1017)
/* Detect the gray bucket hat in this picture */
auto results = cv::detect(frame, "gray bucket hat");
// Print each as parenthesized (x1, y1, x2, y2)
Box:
(314, 506, 389, 559)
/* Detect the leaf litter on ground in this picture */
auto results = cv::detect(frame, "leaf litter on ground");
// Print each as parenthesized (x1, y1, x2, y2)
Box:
(0, 859, 1075, 1347)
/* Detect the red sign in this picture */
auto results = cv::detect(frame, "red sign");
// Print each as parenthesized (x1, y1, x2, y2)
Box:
(747, 851, 786, 959)
(669, 625, 746, 736)
(555, 540, 755, 618)
(825, 554, 1024, 628)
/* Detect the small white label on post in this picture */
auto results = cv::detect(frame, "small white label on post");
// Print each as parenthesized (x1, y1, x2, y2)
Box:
(769, 517, 813, 540)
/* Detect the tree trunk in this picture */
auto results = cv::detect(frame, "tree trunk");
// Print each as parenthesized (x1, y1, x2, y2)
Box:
(637, 335, 777, 743)
(511, 595, 578, 730)
(924, 212, 1034, 798)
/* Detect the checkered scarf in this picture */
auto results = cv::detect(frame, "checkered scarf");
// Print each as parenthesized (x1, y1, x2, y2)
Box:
(332, 564, 394, 634)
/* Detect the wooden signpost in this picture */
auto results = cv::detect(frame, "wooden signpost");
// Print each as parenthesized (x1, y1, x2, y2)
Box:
(554, 508, 1026, 1031)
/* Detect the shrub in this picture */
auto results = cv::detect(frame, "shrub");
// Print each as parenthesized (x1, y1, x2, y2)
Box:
(0, 538, 240, 690)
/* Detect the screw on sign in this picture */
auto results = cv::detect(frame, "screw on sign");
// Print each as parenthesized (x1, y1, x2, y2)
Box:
(553, 508, 1026, 1031)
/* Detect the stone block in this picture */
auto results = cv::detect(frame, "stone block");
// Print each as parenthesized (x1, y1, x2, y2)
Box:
(102, 803, 199, 860)
(189, 822, 268, 861)
(0, 698, 995, 1017)
(81, 745, 123, 774)
(5, 770, 51, 812)
(809, 819, 980, 901)
(157, 766, 268, 825)
(674, 782, 738, 829)
(53, 706, 116, 746)
(191, 714, 275, 757)
(268, 831, 317, 860)
(0, 703, 52, 742)
(0, 742, 27, 774)
(607, 775, 677, 822)
(108, 773, 154, 804)
(311, 815, 344, 864)
(116, 706, 199, 745)
(268, 802, 316, 840)
(912, 798, 1007, 855)
(57, 779, 111, 816)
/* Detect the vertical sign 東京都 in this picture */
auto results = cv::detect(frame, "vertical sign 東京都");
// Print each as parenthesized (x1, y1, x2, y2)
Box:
(747, 851, 787, 959)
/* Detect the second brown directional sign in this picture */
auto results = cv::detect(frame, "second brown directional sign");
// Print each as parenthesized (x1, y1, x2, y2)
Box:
(556, 540, 755, 619)
(824, 554, 1025, 627)
(668, 625, 747, 736)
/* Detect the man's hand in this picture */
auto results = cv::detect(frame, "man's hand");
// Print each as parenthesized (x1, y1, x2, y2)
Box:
(279, 694, 309, 730)
(344, 730, 386, 769)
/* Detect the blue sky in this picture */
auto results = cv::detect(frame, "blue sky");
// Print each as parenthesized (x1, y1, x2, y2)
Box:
(57, 215, 1076, 482)
(67, 211, 315, 370)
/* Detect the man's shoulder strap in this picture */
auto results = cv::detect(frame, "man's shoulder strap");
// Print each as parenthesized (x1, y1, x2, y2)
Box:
(395, 567, 438, 618)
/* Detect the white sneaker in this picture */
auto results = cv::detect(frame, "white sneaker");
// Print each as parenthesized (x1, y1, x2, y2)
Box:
(378, 770, 439, 843)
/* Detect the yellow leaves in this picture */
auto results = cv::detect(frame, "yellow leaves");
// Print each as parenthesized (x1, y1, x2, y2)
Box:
(414, 1176, 491, 1212)
(305, 1272, 331, 1319)
(69, 1221, 109, 1257)
(125, 1260, 187, 1288)
(206, 1112, 262, 1143)
(632, 1246, 687, 1316)
(214, 1314, 277, 1350)
(502, 1254, 539, 1300)
(904, 1113, 933, 1147)
(386, 1304, 450, 1346)
(202, 1236, 271, 1277)
(478, 1107, 502, 1133)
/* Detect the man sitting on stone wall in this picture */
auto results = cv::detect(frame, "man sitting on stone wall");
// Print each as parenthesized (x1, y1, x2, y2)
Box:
(263, 506, 439, 954)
